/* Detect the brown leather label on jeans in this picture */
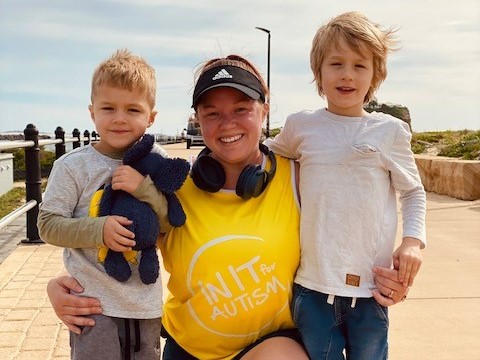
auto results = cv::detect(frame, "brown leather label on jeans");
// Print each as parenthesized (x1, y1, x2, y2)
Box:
(346, 274, 360, 287)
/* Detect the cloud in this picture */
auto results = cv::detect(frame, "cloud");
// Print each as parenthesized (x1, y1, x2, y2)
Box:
(1, 0, 479, 135)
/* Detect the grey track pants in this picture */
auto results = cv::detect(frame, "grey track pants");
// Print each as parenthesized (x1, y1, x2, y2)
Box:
(70, 314, 161, 360)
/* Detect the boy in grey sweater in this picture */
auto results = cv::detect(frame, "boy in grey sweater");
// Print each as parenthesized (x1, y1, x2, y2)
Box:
(38, 49, 167, 360)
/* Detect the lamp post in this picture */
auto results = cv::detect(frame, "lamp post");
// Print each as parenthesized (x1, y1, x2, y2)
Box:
(255, 26, 271, 138)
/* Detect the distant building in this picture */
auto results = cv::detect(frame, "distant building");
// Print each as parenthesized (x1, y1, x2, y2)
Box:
(184, 113, 205, 149)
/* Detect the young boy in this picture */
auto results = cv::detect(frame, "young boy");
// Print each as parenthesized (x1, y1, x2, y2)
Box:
(265, 12, 426, 359)
(38, 49, 168, 359)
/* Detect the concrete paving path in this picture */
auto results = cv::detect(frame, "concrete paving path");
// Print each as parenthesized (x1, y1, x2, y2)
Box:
(0, 143, 479, 359)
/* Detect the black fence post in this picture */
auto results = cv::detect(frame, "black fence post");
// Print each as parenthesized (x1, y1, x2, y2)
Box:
(72, 128, 81, 149)
(83, 130, 90, 146)
(92, 131, 98, 141)
(22, 124, 43, 243)
(55, 126, 66, 159)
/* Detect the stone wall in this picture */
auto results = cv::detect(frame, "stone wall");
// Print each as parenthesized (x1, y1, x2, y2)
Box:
(415, 155, 480, 201)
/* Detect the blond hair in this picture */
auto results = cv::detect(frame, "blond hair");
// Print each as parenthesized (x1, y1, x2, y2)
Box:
(310, 11, 398, 103)
(91, 49, 156, 109)
(195, 54, 270, 102)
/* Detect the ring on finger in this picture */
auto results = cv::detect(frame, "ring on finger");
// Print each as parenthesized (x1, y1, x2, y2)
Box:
(401, 287, 410, 301)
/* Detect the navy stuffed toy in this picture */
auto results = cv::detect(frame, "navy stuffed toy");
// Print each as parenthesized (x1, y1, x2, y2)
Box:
(98, 134, 190, 284)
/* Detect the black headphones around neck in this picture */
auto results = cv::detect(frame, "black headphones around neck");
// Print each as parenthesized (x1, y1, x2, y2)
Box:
(191, 143, 277, 200)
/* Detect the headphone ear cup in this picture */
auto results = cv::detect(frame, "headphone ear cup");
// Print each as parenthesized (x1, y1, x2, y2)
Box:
(191, 155, 226, 192)
(236, 164, 265, 200)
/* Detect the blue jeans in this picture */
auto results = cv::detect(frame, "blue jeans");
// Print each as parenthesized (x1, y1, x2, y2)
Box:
(291, 283, 389, 360)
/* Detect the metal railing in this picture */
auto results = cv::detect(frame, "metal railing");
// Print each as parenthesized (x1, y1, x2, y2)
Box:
(0, 124, 98, 243)
(0, 200, 37, 231)
(0, 124, 183, 243)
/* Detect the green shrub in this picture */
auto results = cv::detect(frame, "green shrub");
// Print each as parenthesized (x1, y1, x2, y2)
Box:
(411, 141, 426, 154)
(11, 146, 55, 171)
(438, 139, 480, 160)
(268, 128, 281, 138)
(411, 130, 480, 159)
(412, 132, 445, 144)
(12, 148, 25, 170)
(11, 147, 55, 181)
(40, 148, 56, 168)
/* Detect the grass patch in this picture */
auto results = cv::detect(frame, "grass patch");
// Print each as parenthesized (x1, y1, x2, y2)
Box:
(0, 187, 26, 218)
(0, 181, 47, 219)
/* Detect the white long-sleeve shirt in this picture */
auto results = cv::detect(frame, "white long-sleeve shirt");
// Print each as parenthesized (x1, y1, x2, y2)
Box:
(265, 108, 426, 297)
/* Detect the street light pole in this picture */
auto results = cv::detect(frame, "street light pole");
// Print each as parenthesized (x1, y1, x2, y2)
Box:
(255, 26, 270, 138)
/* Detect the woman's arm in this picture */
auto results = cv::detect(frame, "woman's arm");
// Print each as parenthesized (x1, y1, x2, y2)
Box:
(47, 276, 103, 334)
(372, 266, 410, 306)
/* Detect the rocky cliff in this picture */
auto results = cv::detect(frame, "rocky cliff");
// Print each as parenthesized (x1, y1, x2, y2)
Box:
(364, 99, 411, 130)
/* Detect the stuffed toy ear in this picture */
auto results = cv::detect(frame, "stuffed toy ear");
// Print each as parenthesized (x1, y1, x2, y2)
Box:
(123, 134, 155, 165)
(152, 158, 190, 192)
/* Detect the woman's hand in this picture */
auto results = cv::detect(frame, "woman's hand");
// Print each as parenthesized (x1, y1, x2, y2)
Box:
(47, 276, 103, 334)
(372, 267, 410, 306)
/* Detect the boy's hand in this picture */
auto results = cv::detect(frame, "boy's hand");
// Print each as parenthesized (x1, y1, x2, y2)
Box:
(103, 216, 135, 252)
(112, 165, 145, 194)
(393, 237, 422, 287)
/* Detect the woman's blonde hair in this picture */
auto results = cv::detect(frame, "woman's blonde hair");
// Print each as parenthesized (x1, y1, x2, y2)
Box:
(310, 11, 398, 103)
(91, 49, 156, 109)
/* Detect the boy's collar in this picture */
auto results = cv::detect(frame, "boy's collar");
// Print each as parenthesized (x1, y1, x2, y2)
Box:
(92, 143, 125, 159)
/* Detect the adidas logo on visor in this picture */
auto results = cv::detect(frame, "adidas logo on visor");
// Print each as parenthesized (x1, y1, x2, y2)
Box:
(212, 69, 233, 80)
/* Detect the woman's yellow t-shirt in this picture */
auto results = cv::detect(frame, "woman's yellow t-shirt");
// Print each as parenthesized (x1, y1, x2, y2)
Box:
(161, 155, 300, 360)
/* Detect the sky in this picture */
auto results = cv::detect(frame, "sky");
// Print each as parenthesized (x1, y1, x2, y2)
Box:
(1, 0, 479, 137)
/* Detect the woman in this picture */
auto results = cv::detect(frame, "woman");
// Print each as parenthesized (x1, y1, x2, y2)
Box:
(47, 55, 409, 360)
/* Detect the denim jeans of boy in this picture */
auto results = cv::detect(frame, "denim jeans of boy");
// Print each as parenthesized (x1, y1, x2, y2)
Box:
(291, 283, 389, 360)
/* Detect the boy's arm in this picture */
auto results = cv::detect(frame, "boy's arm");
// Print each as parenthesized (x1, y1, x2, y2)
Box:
(39, 210, 136, 251)
(38, 210, 105, 248)
(388, 121, 427, 246)
(40, 155, 135, 251)
(39, 155, 104, 248)
(387, 121, 427, 286)
(263, 114, 298, 159)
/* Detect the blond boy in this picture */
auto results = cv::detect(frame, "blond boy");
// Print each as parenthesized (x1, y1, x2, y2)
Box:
(39, 49, 167, 360)
(266, 12, 426, 359)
